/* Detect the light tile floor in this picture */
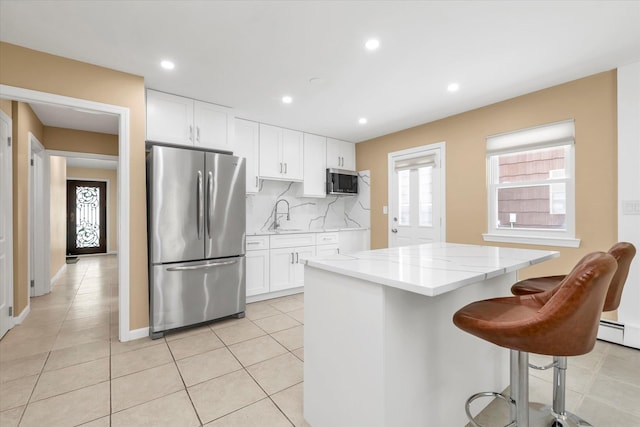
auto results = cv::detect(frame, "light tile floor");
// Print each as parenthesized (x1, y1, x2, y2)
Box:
(1, 255, 639, 426)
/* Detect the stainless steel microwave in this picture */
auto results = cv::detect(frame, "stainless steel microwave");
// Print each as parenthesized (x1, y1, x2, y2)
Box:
(326, 168, 358, 195)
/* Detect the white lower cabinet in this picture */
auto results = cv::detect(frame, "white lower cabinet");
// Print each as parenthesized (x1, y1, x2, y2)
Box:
(246, 236, 269, 297)
(246, 249, 269, 297)
(247, 230, 369, 301)
(270, 239, 316, 292)
(316, 232, 340, 256)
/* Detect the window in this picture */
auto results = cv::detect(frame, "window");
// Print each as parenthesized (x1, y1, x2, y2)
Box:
(483, 120, 580, 247)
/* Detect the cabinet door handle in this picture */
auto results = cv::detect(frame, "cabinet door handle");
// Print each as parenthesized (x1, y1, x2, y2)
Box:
(255, 176, 259, 187)
(290, 252, 294, 264)
(189, 125, 194, 142)
(337, 156, 341, 166)
(295, 252, 299, 263)
(279, 162, 283, 173)
(284, 163, 287, 174)
(196, 126, 201, 143)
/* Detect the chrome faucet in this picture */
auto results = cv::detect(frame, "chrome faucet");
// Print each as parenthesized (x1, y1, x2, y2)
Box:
(273, 199, 290, 230)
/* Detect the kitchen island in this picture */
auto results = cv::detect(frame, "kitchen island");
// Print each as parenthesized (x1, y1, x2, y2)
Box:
(303, 242, 558, 427)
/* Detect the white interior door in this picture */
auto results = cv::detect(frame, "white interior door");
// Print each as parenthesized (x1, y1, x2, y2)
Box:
(389, 143, 445, 247)
(29, 133, 49, 297)
(0, 110, 14, 338)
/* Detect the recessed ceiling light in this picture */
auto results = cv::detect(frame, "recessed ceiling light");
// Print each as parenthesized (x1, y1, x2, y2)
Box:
(160, 60, 175, 70)
(447, 83, 460, 92)
(282, 95, 293, 104)
(358, 117, 368, 125)
(365, 39, 380, 51)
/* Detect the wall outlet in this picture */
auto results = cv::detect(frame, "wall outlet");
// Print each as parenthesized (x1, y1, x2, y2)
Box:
(622, 200, 640, 215)
(383, 206, 388, 215)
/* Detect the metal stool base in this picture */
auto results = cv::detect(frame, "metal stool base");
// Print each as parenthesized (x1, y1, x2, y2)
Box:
(528, 402, 593, 427)
(465, 391, 516, 427)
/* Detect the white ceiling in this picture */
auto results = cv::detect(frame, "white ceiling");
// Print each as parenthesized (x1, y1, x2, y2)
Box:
(1, 1, 639, 142)
(29, 103, 119, 135)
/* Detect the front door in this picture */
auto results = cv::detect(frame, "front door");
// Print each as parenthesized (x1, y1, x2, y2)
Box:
(67, 180, 107, 255)
(389, 143, 445, 247)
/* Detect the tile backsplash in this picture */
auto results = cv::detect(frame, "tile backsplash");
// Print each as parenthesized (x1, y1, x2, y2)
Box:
(246, 171, 370, 234)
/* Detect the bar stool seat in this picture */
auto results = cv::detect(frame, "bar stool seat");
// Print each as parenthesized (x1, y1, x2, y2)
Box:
(453, 252, 617, 427)
(508, 242, 636, 427)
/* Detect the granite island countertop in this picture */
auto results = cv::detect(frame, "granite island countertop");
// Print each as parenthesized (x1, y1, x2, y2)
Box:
(303, 242, 558, 297)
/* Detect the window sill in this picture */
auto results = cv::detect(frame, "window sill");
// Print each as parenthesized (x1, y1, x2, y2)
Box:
(482, 233, 581, 248)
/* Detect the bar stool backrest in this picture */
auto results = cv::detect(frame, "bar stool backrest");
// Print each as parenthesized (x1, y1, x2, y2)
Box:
(533, 252, 617, 356)
(603, 242, 636, 312)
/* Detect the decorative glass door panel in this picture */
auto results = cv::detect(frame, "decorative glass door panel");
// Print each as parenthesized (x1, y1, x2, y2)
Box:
(67, 180, 107, 255)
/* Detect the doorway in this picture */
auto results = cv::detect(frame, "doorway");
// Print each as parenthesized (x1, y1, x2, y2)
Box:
(1, 83, 133, 342)
(67, 179, 108, 255)
(388, 142, 446, 247)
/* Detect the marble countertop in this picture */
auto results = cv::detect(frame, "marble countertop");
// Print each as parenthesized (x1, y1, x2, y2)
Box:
(303, 242, 559, 297)
(248, 227, 369, 236)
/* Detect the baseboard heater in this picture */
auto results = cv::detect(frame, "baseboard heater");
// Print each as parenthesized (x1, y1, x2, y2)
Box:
(597, 319, 624, 345)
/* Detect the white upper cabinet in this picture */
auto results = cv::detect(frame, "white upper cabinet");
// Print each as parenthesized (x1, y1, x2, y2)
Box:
(301, 133, 327, 198)
(259, 124, 303, 181)
(326, 138, 356, 170)
(234, 118, 260, 193)
(146, 89, 234, 152)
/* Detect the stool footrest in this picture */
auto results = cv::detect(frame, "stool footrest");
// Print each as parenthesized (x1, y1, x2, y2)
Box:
(465, 391, 516, 427)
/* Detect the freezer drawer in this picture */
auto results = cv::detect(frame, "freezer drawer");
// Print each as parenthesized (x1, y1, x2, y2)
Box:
(150, 256, 246, 334)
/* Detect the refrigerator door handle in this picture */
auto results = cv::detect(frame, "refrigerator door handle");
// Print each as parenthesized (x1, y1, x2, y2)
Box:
(207, 171, 213, 239)
(166, 259, 239, 271)
(197, 170, 204, 240)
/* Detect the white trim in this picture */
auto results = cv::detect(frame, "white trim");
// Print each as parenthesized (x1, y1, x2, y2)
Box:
(0, 109, 13, 338)
(623, 322, 640, 349)
(482, 233, 581, 248)
(50, 263, 67, 286)
(387, 142, 446, 247)
(13, 303, 30, 325)
(0, 84, 133, 342)
(127, 326, 150, 341)
(47, 150, 118, 162)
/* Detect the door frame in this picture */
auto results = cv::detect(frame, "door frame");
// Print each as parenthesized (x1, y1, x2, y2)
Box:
(0, 84, 133, 342)
(28, 132, 50, 297)
(0, 109, 14, 338)
(387, 142, 446, 247)
(67, 179, 108, 255)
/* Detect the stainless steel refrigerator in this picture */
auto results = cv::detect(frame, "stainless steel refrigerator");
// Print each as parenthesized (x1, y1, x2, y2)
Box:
(147, 144, 246, 338)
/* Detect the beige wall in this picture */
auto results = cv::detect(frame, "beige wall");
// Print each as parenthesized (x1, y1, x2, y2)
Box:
(49, 156, 67, 279)
(0, 42, 148, 330)
(0, 99, 11, 117)
(11, 101, 44, 314)
(356, 71, 617, 279)
(44, 126, 118, 156)
(67, 167, 118, 253)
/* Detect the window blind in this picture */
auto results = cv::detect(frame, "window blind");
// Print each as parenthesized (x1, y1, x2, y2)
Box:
(486, 119, 575, 155)
(394, 154, 436, 172)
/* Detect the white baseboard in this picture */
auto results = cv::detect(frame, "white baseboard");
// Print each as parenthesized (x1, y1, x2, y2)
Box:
(13, 303, 31, 325)
(246, 287, 303, 304)
(50, 264, 67, 286)
(120, 326, 150, 342)
(107, 251, 118, 255)
(623, 322, 640, 349)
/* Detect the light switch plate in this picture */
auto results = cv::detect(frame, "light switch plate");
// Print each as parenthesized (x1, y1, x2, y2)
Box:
(383, 206, 388, 215)
(622, 200, 640, 215)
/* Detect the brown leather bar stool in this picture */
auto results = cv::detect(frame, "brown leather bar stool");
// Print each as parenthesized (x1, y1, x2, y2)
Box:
(453, 252, 617, 427)
(510, 242, 636, 427)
